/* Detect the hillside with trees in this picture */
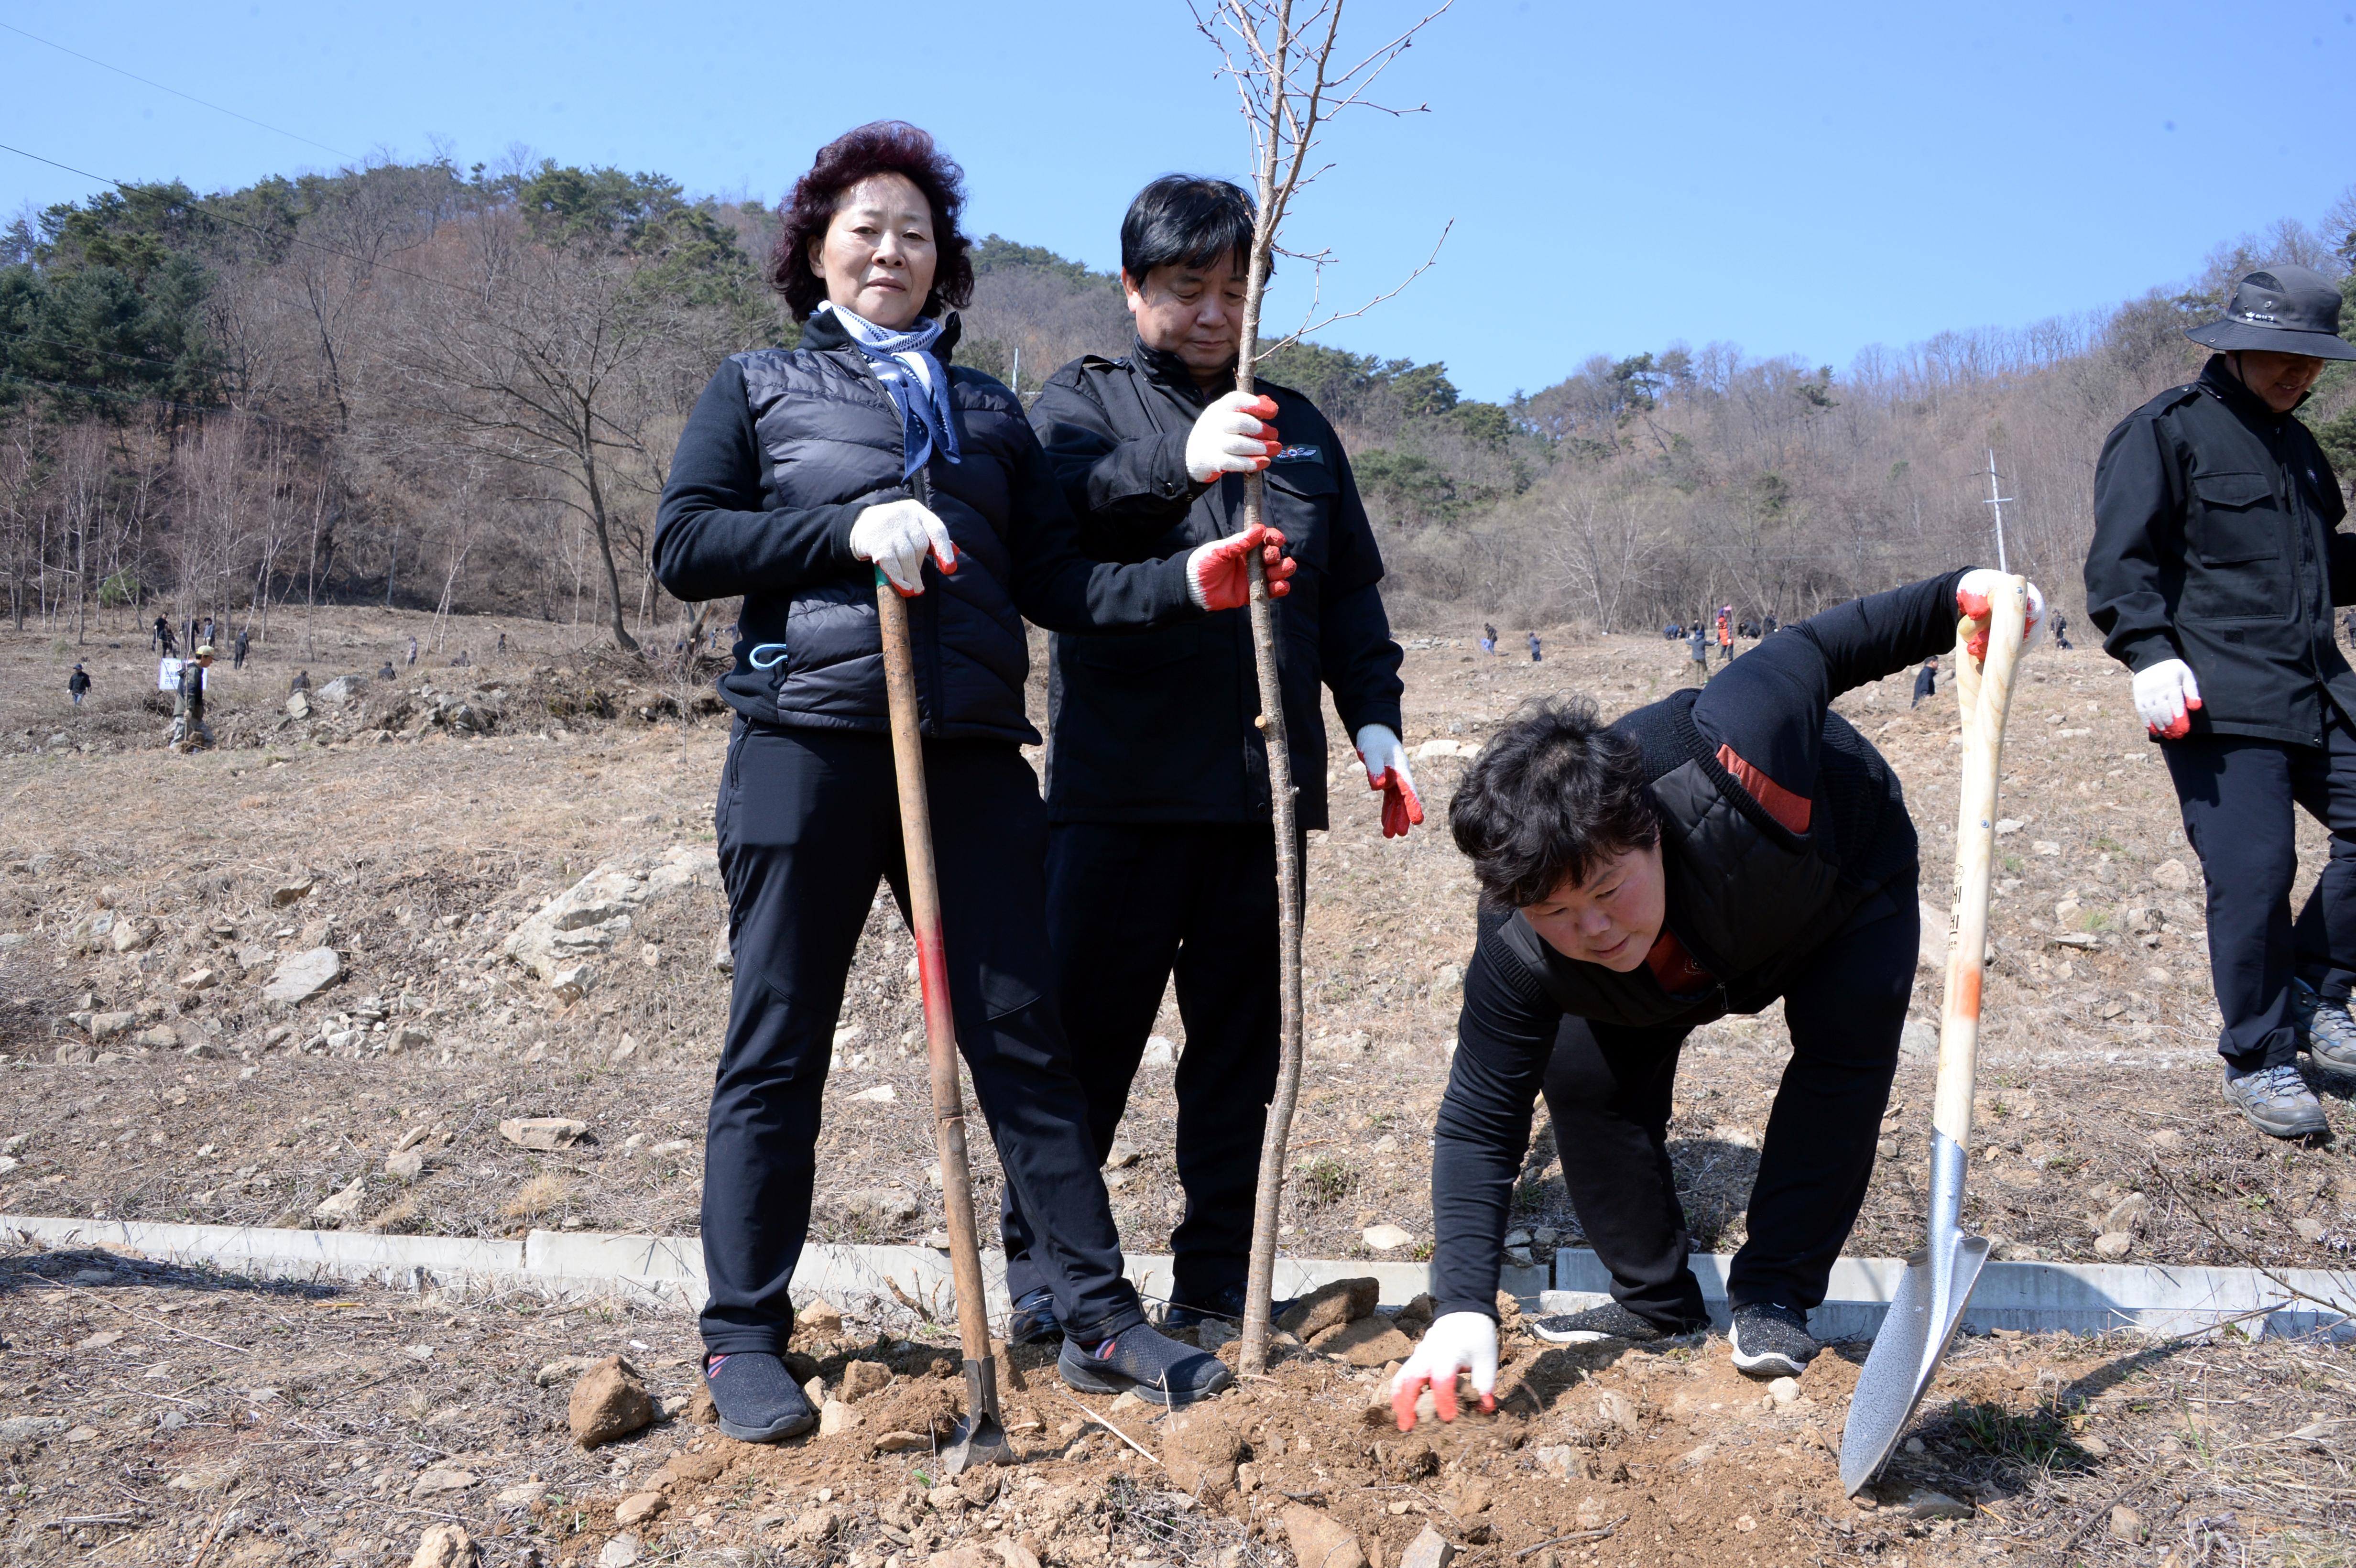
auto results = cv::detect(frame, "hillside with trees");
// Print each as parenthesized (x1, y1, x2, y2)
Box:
(3, 157, 2352, 650)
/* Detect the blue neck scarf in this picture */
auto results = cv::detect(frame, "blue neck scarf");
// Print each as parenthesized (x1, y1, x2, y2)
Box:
(820, 302, 962, 482)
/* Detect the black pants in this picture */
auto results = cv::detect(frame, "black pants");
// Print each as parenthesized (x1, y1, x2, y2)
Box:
(1544, 901, 1916, 1327)
(2163, 712, 2356, 1069)
(1000, 823, 1289, 1310)
(700, 723, 1144, 1353)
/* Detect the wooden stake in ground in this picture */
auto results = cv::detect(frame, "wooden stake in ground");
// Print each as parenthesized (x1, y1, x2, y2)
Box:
(1192, 0, 1453, 1379)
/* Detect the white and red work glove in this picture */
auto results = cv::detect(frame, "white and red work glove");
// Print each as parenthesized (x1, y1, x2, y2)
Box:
(851, 499, 958, 596)
(1185, 391, 1281, 483)
(1354, 723, 1424, 838)
(1186, 524, 1295, 612)
(2133, 659, 2203, 739)
(1389, 1311, 1497, 1432)
(1954, 569, 2047, 662)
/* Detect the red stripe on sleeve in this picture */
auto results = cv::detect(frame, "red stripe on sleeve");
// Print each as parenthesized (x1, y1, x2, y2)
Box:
(1714, 742, 1812, 834)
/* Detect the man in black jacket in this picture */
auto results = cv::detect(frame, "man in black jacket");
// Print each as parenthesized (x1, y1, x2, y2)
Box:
(1002, 176, 1413, 1338)
(1385, 570, 2045, 1427)
(2084, 265, 2356, 1140)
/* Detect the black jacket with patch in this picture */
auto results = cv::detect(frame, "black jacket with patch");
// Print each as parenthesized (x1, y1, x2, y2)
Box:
(1028, 340, 1405, 829)
(1426, 569, 1968, 1321)
(2085, 355, 2355, 746)
(653, 313, 1203, 742)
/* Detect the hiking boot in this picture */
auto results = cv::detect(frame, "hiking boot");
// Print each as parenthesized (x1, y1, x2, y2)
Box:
(1529, 1299, 1705, 1346)
(1004, 1286, 1062, 1346)
(1727, 1303, 1819, 1379)
(2292, 979, 2356, 1076)
(702, 1351, 817, 1443)
(2222, 1061, 2330, 1139)
(1161, 1284, 1295, 1337)
(1059, 1323, 1233, 1407)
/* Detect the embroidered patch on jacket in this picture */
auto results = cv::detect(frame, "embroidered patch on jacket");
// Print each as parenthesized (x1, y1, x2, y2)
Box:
(1273, 445, 1322, 462)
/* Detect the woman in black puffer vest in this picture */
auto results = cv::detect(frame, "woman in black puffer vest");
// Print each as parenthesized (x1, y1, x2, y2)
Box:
(655, 122, 1287, 1438)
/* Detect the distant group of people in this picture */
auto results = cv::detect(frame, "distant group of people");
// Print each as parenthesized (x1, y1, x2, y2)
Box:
(1475, 621, 1542, 662)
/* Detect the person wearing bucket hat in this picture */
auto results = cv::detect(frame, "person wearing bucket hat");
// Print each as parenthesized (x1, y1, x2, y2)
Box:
(2084, 263, 2356, 1142)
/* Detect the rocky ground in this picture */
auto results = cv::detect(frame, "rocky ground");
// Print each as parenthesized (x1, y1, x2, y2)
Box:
(1, 608, 2349, 1274)
(3, 1241, 2351, 1568)
(1, 604, 2355, 1563)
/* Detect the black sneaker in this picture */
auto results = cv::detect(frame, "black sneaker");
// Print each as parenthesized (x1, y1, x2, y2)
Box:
(702, 1351, 817, 1443)
(1727, 1303, 1819, 1379)
(1529, 1299, 1703, 1346)
(1005, 1286, 1063, 1346)
(1059, 1323, 1233, 1407)
(1161, 1284, 1296, 1336)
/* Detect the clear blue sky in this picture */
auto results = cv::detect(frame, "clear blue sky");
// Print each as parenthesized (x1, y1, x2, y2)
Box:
(4, 0, 2351, 402)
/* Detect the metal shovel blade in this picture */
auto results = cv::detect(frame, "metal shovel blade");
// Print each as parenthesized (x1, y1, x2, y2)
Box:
(939, 1355, 1016, 1475)
(1840, 1217, 1990, 1492)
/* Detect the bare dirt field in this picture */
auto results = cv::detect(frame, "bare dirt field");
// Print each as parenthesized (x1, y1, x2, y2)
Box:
(1, 605, 2354, 1566)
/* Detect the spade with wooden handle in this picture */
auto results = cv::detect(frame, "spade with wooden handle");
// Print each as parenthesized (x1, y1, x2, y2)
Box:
(1839, 575, 2029, 1495)
(874, 561, 1014, 1475)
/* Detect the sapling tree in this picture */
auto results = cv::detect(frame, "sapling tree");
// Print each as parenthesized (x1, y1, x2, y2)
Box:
(1190, 0, 1453, 1377)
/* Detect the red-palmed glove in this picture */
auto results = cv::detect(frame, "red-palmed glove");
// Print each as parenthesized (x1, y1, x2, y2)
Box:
(850, 498, 958, 596)
(1354, 723, 1424, 838)
(1186, 391, 1282, 482)
(1186, 524, 1295, 611)
(1389, 1311, 1497, 1431)
(2133, 659, 2203, 739)
(1954, 569, 2047, 662)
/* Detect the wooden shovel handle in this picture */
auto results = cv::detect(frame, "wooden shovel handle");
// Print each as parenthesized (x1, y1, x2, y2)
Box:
(1932, 577, 2029, 1150)
(874, 571, 995, 1369)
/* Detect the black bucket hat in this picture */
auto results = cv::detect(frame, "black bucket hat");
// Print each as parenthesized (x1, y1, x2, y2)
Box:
(2185, 264, 2356, 360)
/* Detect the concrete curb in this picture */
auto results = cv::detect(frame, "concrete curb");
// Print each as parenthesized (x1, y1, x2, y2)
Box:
(1551, 1247, 2356, 1342)
(6, 1214, 2343, 1342)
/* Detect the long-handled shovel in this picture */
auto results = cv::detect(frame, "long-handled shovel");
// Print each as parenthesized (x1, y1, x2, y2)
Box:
(874, 565, 1014, 1476)
(1840, 576, 2029, 1495)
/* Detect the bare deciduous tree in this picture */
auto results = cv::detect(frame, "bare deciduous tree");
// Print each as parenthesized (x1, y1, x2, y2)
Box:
(1192, 0, 1454, 1377)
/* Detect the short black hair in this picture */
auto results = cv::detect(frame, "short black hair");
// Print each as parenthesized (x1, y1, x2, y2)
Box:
(1449, 698, 1660, 907)
(1120, 175, 1257, 281)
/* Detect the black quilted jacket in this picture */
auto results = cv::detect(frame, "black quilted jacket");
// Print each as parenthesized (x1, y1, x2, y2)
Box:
(654, 312, 1202, 741)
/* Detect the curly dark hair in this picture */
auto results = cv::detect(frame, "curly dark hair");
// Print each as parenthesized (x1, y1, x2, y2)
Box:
(1449, 697, 1660, 907)
(772, 121, 975, 323)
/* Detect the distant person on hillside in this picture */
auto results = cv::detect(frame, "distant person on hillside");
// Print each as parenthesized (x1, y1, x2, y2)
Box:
(1528, 631, 1542, 663)
(1764, 613, 1778, 635)
(168, 645, 216, 752)
(1910, 655, 1937, 708)
(1665, 622, 1681, 640)
(290, 669, 310, 693)
(68, 664, 89, 706)
(406, 635, 418, 666)
(451, 650, 470, 668)
(232, 627, 251, 669)
(1478, 630, 1495, 654)
(1716, 606, 1734, 664)
(654, 123, 1276, 1437)
(379, 660, 395, 680)
(2051, 610, 2072, 650)
(1015, 170, 1410, 1349)
(498, 631, 508, 655)
(2084, 263, 2356, 1143)
(151, 615, 171, 654)
(1687, 622, 1708, 683)
(1387, 570, 2046, 1432)
(1484, 621, 1500, 653)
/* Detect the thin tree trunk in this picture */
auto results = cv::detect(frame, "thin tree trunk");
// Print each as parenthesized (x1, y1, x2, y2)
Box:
(581, 451, 639, 651)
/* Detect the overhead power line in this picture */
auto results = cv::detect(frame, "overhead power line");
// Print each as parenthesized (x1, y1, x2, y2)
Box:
(0, 19, 357, 161)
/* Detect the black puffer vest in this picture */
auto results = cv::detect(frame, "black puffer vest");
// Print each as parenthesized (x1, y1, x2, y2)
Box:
(1493, 689, 1915, 1025)
(723, 313, 1042, 742)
